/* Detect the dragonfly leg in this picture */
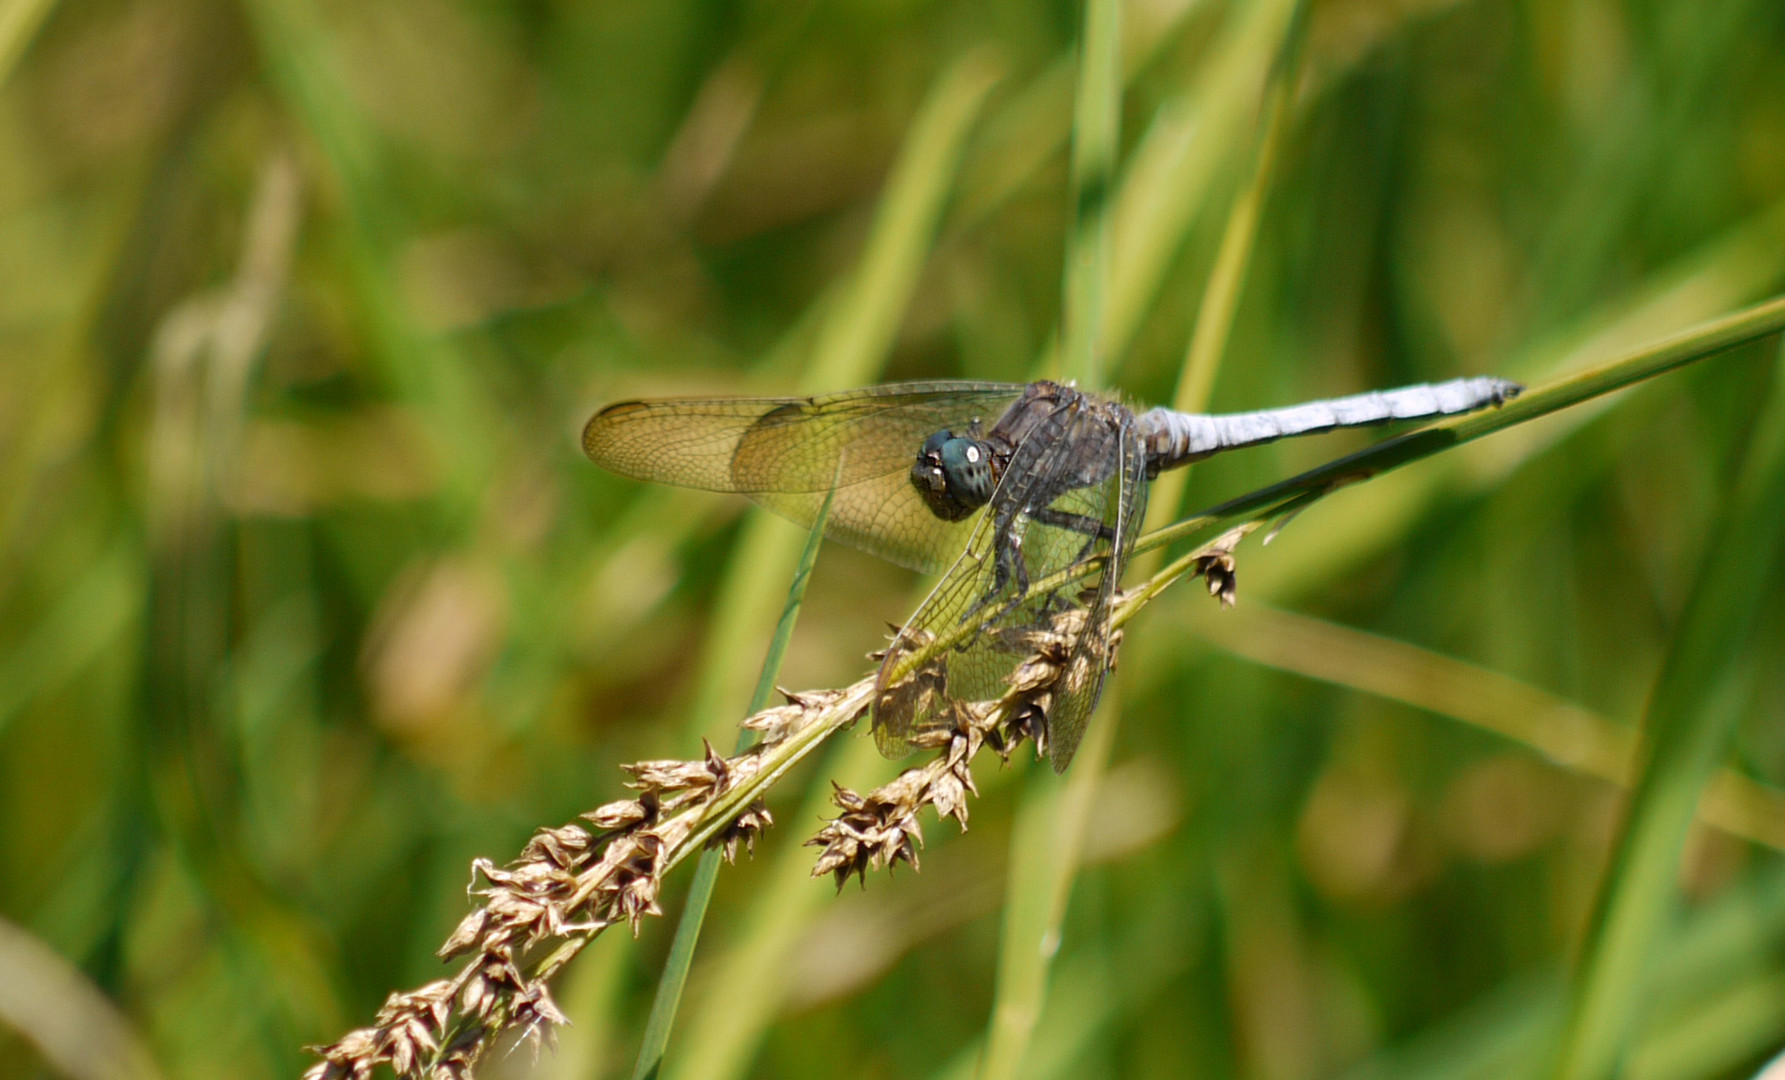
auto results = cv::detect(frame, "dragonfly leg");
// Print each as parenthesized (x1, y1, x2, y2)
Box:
(955, 511, 1031, 647)
(1030, 505, 1113, 570)
(987, 509, 1020, 601)
(1029, 507, 1113, 541)
(1010, 532, 1032, 599)
(984, 532, 1038, 628)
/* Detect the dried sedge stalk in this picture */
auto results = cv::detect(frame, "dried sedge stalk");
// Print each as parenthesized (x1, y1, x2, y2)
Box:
(298, 677, 867, 1080)
(807, 525, 1248, 888)
(302, 527, 1251, 1080)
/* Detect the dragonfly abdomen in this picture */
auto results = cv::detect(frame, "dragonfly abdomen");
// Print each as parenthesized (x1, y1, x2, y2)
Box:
(1138, 375, 1520, 469)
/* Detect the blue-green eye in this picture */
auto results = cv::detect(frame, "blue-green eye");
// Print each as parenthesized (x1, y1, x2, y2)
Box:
(911, 431, 995, 521)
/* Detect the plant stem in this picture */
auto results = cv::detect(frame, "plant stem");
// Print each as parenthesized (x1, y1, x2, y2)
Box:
(630, 489, 836, 1080)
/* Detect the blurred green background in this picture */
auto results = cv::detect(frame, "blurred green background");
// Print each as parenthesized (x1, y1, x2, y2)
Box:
(3, 0, 1785, 1078)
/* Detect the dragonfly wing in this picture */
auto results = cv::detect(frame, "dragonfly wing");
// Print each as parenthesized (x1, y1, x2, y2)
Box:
(1040, 413, 1146, 771)
(583, 381, 1024, 572)
(870, 498, 1002, 758)
(873, 397, 1141, 767)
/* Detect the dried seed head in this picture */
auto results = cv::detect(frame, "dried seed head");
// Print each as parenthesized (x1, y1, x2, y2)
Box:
(1190, 525, 1250, 609)
(523, 824, 594, 867)
(583, 799, 650, 830)
(438, 910, 490, 961)
(711, 799, 773, 863)
(1198, 552, 1237, 607)
(302, 678, 877, 1079)
(743, 702, 806, 744)
(622, 757, 720, 794)
(309, 512, 1260, 1080)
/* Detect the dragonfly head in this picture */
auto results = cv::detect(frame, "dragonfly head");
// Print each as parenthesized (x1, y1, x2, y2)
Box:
(912, 430, 995, 521)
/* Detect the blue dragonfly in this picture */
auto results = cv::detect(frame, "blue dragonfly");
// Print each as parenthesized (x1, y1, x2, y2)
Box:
(584, 376, 1519, 770)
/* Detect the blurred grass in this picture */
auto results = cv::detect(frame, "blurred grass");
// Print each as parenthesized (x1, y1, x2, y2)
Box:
(977, 0, 1125, 1076)
(3, 2, 1785, 1080)
(652, 52, 999, 1080)
(1199, 601, 1785, 852)
(1547, 338, 1785, 1080)
(630, 476, 837, 1080)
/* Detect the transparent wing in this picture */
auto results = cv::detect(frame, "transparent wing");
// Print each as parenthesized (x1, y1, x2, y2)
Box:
(1039, 414, 1145, 771)
(583, 381, 1025, 573)
(873, 399, 1143, 770)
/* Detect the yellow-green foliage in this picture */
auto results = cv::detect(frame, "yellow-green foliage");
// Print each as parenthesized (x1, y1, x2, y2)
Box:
(1, 1, 1784, 1079)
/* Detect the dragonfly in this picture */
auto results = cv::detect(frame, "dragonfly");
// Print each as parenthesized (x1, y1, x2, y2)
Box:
(583, 376, 1520, 771)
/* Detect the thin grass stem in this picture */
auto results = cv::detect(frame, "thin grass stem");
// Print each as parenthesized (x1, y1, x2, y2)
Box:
(629, 488, 836, 1080)
(977, 0, 1122, 1071)
(1141, 0, 1310, 534)
(1548, 342, 1785, 1080)
(0, 0, 56, 87)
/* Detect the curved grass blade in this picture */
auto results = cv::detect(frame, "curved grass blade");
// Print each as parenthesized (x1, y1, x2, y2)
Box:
(1546, 340, 1785, 1080)
(627, 51, 1013, 1036)
(971, 14, 1309, 1070)
(865, 294, 1785, 774)
(974, 0, 1134, 1068)
(636, 50, 1004, 1080)
(1057, 0, 1120, 391)
(888, 291, 1785, 699)
(0, 0, 57, 88)
(1197, 602, 1785, 852)
(1097, 0, 1303, 373)
(1135, 291, 1785, 563)
(629, 483, 837, 1080)
(1241, 198, 1785, 604)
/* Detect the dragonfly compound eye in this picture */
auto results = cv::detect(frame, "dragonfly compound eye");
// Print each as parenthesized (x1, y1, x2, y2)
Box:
(911, 431, 994, 521)
(587, 373, 1525, 772)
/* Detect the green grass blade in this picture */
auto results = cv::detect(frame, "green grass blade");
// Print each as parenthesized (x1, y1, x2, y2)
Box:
(1099, 0, 1302, 373)
(1244, 199, 1785, 602)
(1057, 0, 1120, 389)
(629, 484, 837, 1080)
(976, 722, 1114, 1080)
(1142, 0, 1310, 534)
(659, 735, 892, 1080)
(1330, 868, 1785, 1080)
(1136, 292, 1785, 560)
(972, 13, 1301, 1075)
(1196, 602, 1785, 851)
(932, 862, 1202, 1080)
(1624, 970, 1785, 1080)
(978, 4, 1308, 1071)
(948, 0, 1207, 234)
(976, 0, 1126, 1073)
(1546, 338, 1785, 1080)
(638, 50, 1000, 1080)
(0, 0, 56, 88)
(680, 49, 1002, 740)
(804, 51, 1004, 391)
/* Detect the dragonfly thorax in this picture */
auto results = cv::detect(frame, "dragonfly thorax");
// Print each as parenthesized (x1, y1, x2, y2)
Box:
(911, 429, 996, 522)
